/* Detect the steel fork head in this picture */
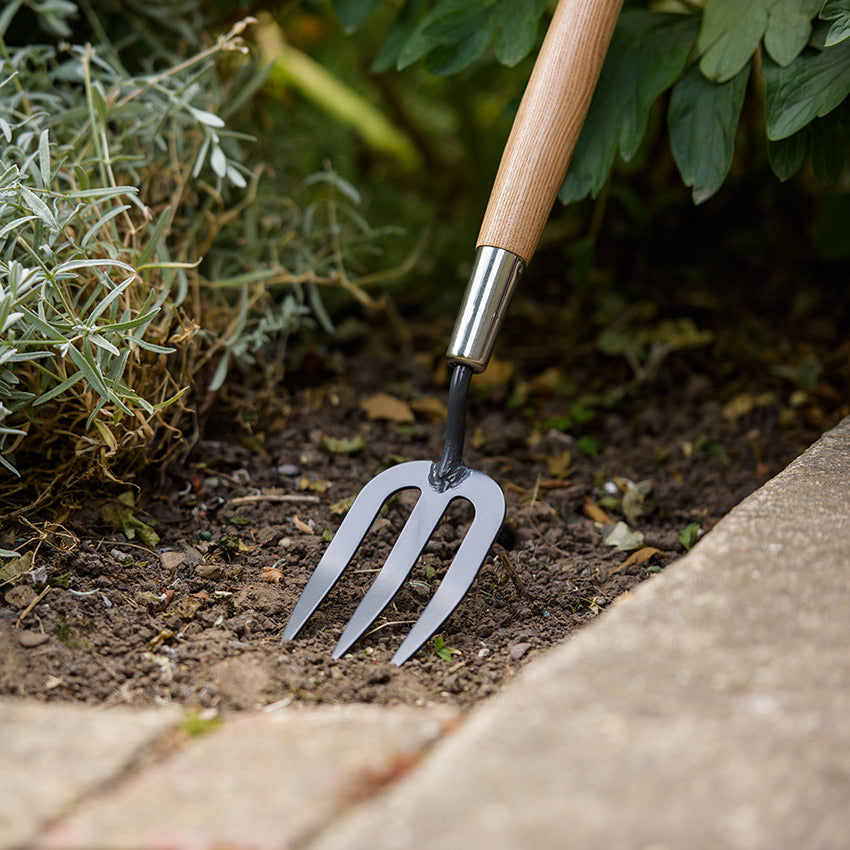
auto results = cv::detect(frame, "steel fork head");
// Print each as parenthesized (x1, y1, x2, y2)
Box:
(280, 459, 505, 666)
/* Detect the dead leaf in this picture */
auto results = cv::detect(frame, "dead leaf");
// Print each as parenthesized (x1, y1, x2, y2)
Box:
(545, 450, 573, 479)
(722, 391, 776, 422)
(322, 435, 366, 454)
(330, 495, 355, 515)
(160, 551, 186, 572)
(617, 546, 664, 571)
(168, 596, 204, 620)
(471, 357, 513, 390)
(603, 521, 645, 551)
(261, 566, 283, 584)
(195, 563, 224, 580)
(409, 395, 448, 422)
(471, 427, 487, 450)
(583, 499, 614, 524)
(360, 392, 415, 423)
(292, 516, 314, 535)
(0, 551, 32, 585)
(298, 476, 330, 493)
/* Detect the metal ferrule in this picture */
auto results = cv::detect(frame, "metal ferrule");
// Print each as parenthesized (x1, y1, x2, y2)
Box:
(447, 245, 525, 373)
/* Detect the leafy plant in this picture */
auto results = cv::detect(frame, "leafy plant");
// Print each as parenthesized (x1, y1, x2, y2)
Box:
(431, 634, 452, 661)
(678, 521, 702, 550)
(336, 0, 850, 204)
(0, 1, 403, 504)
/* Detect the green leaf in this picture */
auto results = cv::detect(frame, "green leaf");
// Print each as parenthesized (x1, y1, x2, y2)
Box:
(678, 522, 701, 550)
(372, 0, 428, 72)
(764, 40, 850, 139)
(668, 61, 750, 204)
(767, 129, 808, 179)
(397, 0, 495, 73)
(809, 111, 846, 181)
(764, 0, 822, 66)
(820, 0, 850, 46)
(423, 25, 493, 75)
(492, 0, 548, 67)
(333, 0, 383, 31)
(698, 0, 768, 82)
(560, 12, 699, 204)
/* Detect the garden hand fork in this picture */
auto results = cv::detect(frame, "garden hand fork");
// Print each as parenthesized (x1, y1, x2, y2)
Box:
(282, 0, 623, 665)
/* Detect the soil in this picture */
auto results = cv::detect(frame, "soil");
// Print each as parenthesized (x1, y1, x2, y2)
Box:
(2, 289, 844, 714)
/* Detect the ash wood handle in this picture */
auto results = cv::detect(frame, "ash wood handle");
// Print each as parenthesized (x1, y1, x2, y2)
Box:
(477, 0, 623, 264)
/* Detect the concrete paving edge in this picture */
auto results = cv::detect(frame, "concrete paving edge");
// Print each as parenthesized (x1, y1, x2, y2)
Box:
(0, 701, 181, 850)
(306, 415, 850, 850)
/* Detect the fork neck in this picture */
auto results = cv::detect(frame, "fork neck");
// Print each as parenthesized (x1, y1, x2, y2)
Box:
(429, 364, 473, 493)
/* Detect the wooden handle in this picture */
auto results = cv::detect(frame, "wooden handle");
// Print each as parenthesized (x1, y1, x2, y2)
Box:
(477, 0, 622, 264)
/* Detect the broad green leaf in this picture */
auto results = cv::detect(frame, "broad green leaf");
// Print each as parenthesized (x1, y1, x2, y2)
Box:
(763, 40, 850, 139)
(764, 0, 822, 66)
(820, 0, 850, 46)
(373, 0, 428, 72)
(333, 0, 382, 31)
(698, 0, 768, 81)
(668, 61, 750, 204)
(492, 0, 548, 67)
(560, 12, 699, 204)
(423, 27, 492, 74)
(767, 129, 808, 179)
(397, 0, 494, 72)
(809, 112, 846, 181)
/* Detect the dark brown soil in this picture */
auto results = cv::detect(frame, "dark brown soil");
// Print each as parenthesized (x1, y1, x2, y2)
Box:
(2, 292, 843, 711)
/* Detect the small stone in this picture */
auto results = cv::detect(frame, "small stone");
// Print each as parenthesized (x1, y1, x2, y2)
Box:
(17, 630, 50, 648)
(5, 585, 37, 610)
(195, 563, 224, 580)
(510, 642, 532, 661)
(276, 464, 300, 477)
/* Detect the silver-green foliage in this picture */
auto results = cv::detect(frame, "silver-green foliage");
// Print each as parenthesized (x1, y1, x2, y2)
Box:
(0, 2, 394, 479)
(0, 4, 250, 473)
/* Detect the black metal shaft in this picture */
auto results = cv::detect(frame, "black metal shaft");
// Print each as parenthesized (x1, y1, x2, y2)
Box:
(429, 363, 473, 492)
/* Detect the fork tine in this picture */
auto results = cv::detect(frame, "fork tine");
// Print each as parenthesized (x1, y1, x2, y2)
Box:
(281, 461, 431, 641)
(332, 486, 448, 659)
(390, 471, 505, 666)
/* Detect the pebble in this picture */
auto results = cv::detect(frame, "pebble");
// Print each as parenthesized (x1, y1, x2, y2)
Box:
(195, 564, 224, 580)
(276, 464, 300, 477)
(510, 642, 532, 661)
(5, 585, 37, 610)
(17, 630, 50, 648)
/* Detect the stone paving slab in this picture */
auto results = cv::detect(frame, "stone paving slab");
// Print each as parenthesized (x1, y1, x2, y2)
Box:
(33, 704, 458, 850)
(0, 700, 180, 850)
(307, 416, 850, 849)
